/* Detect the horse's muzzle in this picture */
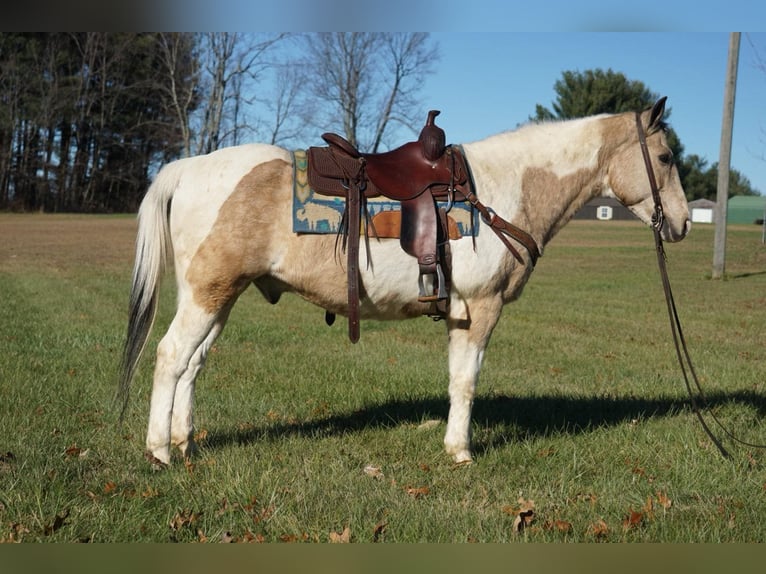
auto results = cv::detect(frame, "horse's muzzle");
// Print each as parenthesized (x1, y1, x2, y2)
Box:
(661, 217, 691, 243)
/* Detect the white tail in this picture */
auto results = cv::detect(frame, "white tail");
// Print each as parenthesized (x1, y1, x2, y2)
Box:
(117, 161, 182, 417)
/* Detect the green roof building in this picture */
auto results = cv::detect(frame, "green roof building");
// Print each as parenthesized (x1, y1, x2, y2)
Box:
(727, 195, 766, 224)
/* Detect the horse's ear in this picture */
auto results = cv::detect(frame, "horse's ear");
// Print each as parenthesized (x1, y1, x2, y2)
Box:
(647, 96, 667, 129)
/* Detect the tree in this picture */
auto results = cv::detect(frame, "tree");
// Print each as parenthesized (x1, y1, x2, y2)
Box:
(533, 68, 658, 120)
(0, 33, 196, 212)
(678, 154, 759, 200)
(300, 32, 439, 152)
(192, 32, 286, 156)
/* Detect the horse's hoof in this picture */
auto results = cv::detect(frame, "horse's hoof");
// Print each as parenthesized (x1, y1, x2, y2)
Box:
(144, 451, 169, 471)
(451, 450, 473, 465)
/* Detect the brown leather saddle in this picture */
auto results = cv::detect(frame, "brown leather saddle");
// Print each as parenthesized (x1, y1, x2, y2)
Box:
(307, 111, 474, 343)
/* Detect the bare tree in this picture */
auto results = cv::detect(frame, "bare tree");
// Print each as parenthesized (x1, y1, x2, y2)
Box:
(300, 32, 439, 152)
(372, 33, 439, 152)
(156, 33, 199, 158)
(194, 32, 287, 155)
(265, 63, 308, 145)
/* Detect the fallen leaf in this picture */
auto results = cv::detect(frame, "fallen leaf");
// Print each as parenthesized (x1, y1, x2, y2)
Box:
(372, 521, 387, 543)
(589, 519, 609, 539)
(363, 465, 384, 479)
(197, 529, 208, 543)
(506, 497, 536, 534)
(103, 481, 117, 494)
(643, 495, 655, 520)
(141, 486, 160, 499)
(64, 445, 81, 458)
(656, 491, 672, 510)
(279, 532, 308, 543)
(242, 530, 265, 543)
(512, 510, 535, 534)
(169, 509, 202, 531)
(622, 509, 644, 530)
(405, 486, 430, 499)
(544, 519, 572, 533)
(329, 526, 351, 543)
(43, 509, 70, 535)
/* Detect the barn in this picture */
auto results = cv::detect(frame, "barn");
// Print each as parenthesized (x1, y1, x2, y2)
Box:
(727, 196, 766, 225)
(573, 197, 637, 221)
(688, 198, 716, 224)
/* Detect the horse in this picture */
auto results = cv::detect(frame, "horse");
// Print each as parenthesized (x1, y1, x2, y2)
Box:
(118, 98, 690, 468)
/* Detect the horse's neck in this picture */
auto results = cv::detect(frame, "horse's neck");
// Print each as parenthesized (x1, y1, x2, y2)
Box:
(468, 116, 612, 248)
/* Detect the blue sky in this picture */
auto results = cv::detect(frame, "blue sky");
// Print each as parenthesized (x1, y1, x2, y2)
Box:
(43, 2, 763, 194)
(418, 33, 766, 194)
(139, 1, 766, 195)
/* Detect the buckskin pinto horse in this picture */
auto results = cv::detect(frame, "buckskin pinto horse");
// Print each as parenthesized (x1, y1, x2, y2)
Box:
(119, 98, 690, 468)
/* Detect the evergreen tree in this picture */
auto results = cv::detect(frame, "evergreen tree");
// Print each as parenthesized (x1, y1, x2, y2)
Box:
(533, 68, 759, 200)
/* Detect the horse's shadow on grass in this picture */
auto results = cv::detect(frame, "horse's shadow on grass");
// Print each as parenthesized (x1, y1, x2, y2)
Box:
(205, 390, 766, 457)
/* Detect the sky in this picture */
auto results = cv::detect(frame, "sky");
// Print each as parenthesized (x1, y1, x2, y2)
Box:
(418, 33, 766, 195)
(114, 0, 765, 196)
(16, 3, 765, 194)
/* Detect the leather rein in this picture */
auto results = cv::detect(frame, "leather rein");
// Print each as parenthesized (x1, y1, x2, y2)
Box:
(635, 111, 765, 459)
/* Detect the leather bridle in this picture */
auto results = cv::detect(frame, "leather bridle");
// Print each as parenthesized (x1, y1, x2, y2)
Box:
(635, 111, 765, 458)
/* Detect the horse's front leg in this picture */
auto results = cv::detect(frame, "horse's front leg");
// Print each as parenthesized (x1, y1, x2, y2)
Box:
(444, 296, 503, 463)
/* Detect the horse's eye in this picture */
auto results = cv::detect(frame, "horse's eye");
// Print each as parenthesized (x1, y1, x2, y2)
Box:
(659, 153, 673, 165)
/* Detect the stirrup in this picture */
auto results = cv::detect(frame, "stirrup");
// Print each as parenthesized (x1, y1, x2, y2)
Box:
(417, 263, 448, 302)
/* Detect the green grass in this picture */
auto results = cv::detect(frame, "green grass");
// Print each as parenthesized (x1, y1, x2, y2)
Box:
(1, 214, 765, 542)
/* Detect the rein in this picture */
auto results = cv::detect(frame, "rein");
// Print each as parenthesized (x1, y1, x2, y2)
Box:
(635, 112, 766, 459)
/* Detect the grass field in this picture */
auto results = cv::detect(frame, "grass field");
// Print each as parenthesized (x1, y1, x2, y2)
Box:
(1, 213, 765, 543)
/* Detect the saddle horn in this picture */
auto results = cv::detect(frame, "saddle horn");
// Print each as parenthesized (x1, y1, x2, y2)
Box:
(419, 110, 446, 161)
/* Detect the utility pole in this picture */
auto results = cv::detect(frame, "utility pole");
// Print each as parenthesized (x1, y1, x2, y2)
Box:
(712, 32, 740, 280)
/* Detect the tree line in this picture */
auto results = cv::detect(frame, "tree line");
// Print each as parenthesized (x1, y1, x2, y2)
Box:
(0, 34, 759, 213)
(0, 32, 436, 212)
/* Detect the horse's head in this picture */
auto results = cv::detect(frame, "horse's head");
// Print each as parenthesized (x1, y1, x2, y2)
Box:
(605, 97, 691, 243)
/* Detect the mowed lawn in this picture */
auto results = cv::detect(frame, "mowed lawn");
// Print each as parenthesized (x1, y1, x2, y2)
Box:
(1, 213, 765, 543)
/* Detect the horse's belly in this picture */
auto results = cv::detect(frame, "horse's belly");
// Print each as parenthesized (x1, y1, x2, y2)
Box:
(272, 236, 434, 320)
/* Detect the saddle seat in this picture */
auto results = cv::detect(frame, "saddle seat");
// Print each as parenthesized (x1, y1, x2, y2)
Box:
(306, 110, 474, 342)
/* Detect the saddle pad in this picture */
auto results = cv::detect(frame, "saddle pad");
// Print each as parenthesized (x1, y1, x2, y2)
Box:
(292, 149, 478, 236)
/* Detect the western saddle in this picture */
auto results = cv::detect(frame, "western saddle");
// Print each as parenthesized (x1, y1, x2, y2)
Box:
(306, 110, 540, 343)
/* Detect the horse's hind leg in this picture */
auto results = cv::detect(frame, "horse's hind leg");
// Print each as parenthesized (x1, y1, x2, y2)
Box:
(169, 306, 232, 459)
(145, 296, 233, 466)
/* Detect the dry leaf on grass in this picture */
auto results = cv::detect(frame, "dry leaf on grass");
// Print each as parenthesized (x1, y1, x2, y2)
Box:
(503, 497, 536, 534)
(589, 519, 609, 539)
(543, 519, 572, 533)
(405, 486, 430, 499)
(622, 509, 645, 530)
(64, 444, 81, 458)
(43, 509, 69, 536)
(656, 491, 672, 510)
(363, 465, 384, 479)
(372, 521, 387, 543)
(169, 509, 202, 531)
(329, 526, 351, 543)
